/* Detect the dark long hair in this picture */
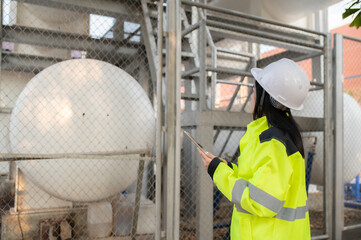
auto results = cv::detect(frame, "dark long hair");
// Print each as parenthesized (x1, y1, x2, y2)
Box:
(253, 81, 305, 157)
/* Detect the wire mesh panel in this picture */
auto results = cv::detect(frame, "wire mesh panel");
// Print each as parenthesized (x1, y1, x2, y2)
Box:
(0, 0, 158, 239)
(180, 2, 329, 239)
(342, 37, 361, 229)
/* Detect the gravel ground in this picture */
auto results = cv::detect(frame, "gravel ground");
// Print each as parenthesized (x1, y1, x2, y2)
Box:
(180, 206, 361, 239)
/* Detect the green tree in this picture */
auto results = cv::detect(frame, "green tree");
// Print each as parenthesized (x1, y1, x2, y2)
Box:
(343, 0, 361, 29)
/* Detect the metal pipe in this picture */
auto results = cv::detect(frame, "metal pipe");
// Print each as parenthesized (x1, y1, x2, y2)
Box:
(197, 20, 214, 240)
(344, 74, 361, 80)
(200, 6, 216, 111)
(344, 224, 361, 231)
(174, 1, 182, 239)
(197, 8, 216, 49)
(124, 26, 141, 43)
(311, 235, 329, 240)
(207, 67, 253, 77)
(211, 44, 217, 110)
(181, 67, 200, 78)
(333, 33, 344, 240)
(310, 81, 324, 87)
(181, 0, 327, 37)
(216, 79, 253, 87)
(181, 20, 201, 37)
(131, 160, 145, 240)
(165, 0, 181, 238)
(166, 0, 175, 236)
(0, 149, 152, 159)
(156, 1, 164, 239)
(181, 93, 200, 101)
(324, 32, 334, 240)
(0, 155, 154, 162)
(217, 47, 255, 58)
(344, 200, 361, 206)
(343, 34, 361, 43)
(205, 19, 324, 50)
(199, 20, 207, 111)
(309, 87, 323, 91)
(207, 53, 251, 62)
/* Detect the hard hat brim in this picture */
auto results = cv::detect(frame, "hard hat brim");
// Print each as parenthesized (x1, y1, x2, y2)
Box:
(251, 68, 262, 81)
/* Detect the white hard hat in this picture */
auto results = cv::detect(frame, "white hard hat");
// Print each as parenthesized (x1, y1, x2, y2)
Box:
(251, 58, 310, 110)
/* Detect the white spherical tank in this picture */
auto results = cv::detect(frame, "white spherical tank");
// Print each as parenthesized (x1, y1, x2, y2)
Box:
(294, 90, 361, 185)
(10, 59, 156, 202)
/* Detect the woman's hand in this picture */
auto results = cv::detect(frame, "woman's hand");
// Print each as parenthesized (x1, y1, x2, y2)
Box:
(198, 149, 216, 171)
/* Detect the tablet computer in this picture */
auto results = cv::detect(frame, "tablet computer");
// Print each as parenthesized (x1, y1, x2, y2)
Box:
(183, 130, 208, 154)
(183, 130, 228, 164)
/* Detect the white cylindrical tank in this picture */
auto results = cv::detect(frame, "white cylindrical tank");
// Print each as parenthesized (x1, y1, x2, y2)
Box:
(16, 2, 89, 35)
(294, 90, 361, 185)
(9, 59, 156, 202)
(209, 0, 339, 22)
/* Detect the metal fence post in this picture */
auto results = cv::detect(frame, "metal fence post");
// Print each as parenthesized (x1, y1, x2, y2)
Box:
(165, 0, 181, 238)
(324, 32, 334, 240)
(156, 1, 164, 239)
(333, 33, 344, 240)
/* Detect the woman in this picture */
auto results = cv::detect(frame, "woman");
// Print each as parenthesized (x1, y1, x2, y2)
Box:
(199, 58, 311, 240)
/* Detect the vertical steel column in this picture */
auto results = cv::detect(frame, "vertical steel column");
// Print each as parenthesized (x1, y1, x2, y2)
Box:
(312, 57, 322, 83)
(196, 114, 214, 240)
(196, 20, 214, 240)
(165, 0, 181, 238)
(140, 0, 158, 92)
(174, 2, 182, 238)
(333, 33, 344, 240)
(199, 20, 207, 111)
(324, 33, 334, 240)
(156, 1, 164, 239)
(131, 160, 145, 240)
(0, 0, 3, 110)
(211, 47, 217, 110)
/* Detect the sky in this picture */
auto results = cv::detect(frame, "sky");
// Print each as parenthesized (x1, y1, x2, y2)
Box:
(328, 0, 354, 30)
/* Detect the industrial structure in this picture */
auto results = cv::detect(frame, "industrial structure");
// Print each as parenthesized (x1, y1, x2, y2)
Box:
(0, 0, 359, 239)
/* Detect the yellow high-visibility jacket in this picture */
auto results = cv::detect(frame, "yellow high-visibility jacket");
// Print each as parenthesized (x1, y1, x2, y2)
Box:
(208, 116, 310, 240)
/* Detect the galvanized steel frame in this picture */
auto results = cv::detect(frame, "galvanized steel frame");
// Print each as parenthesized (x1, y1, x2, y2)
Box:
(0, 0, 162, 238)
(333, 34, 361, 235)
(176, 1, 334, 240)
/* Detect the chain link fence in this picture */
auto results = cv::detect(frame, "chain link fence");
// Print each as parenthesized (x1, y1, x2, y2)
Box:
(1, 0, 351, 239)
(0, 0, 158, 239)
(180, 2, 329, 239)
(341, 36, 361, 230)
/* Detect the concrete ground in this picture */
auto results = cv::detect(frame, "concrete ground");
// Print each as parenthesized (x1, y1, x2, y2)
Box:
(343, 228, 361, 240)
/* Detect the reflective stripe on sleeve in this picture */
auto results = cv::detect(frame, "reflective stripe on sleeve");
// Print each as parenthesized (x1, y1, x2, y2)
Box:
(275, 206, 307, 221)
(232, 179, 251, 214)
(231, 179, 307, 221)
(248, 183, 285, 213)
